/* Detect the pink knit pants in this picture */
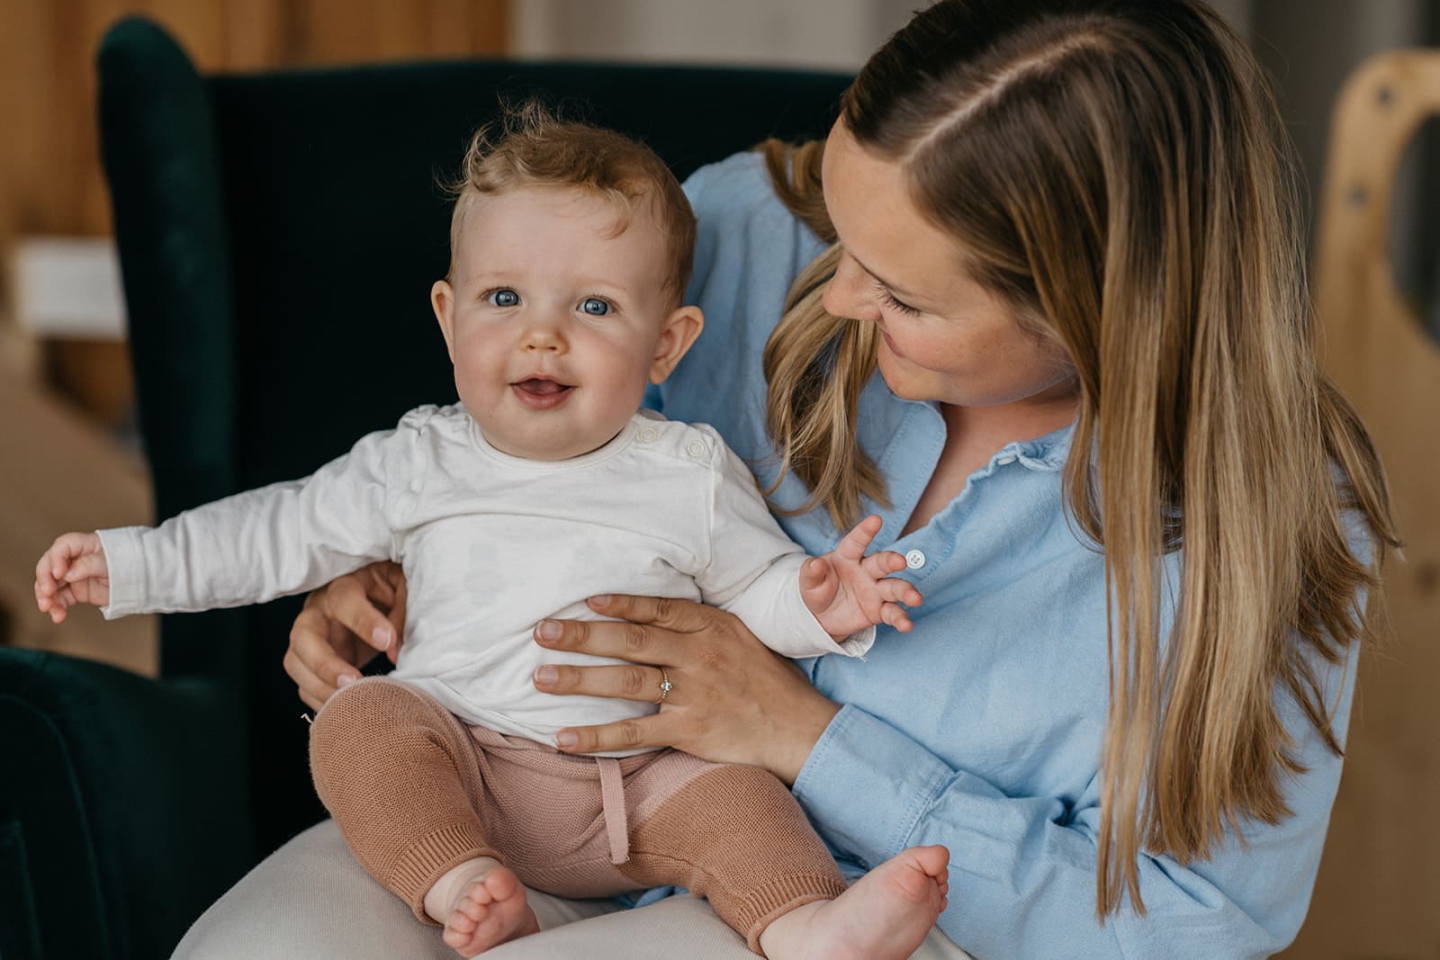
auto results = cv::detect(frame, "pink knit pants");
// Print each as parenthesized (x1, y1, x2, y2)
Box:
(308, 678, 847, 953)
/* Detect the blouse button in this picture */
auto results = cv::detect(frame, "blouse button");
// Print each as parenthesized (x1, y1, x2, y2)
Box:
(905, 549, 926, 570)
(638, 427, 659, 442)
(686, 441, 706, 458)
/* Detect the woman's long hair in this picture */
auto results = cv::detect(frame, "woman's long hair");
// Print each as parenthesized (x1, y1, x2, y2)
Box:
(762, 0, 1397, 917)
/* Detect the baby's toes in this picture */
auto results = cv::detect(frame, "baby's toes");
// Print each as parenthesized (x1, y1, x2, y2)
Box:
(447, 905, 480, 935)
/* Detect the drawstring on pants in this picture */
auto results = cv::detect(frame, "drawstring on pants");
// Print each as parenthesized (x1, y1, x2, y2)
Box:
(596, 757, 629, 864)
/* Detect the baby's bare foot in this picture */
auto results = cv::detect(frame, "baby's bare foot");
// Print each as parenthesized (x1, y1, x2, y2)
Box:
(761, 845, 950, 960)
(440, 865, 539, 958)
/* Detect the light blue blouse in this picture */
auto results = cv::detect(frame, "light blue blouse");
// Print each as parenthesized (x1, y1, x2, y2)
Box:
(649, 150, 1365, 959)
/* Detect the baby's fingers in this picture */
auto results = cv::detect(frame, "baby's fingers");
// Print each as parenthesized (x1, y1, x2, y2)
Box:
(881, 602, 914, 633)
(862, 550, 908, 578)
(878, 577, 923, 608)
(64, 551, 108, 584)
(38, 532, 100, 579)
(836, 514, 885, 561)
(46, 585, 78, 623)
(799, 556, 841, 614)
(799, 556, 832, 590)
(35, 549, 63, 597)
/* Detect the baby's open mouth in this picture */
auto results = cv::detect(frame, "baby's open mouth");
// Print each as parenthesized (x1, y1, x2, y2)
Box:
(511, 377, 575, 408)
(515, 378, 570, 394)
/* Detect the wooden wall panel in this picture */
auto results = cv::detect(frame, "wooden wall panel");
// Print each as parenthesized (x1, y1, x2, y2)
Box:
(221, 0, 287, 71)
(0, 0, 508, 420)
(1282, 50, 1440, 960)
(0, 0, 508, 243)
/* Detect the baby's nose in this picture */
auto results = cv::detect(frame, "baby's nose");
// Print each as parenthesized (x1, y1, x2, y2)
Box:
(521, 321, 567, 352)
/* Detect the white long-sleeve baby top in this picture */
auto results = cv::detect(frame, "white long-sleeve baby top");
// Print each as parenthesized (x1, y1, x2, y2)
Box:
(99, 406, 870, 752)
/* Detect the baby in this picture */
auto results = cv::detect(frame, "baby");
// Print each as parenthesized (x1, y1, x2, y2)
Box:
(36, 107, 948, 959)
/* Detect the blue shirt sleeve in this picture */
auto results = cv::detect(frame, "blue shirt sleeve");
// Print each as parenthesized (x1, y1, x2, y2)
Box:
(794, 592, 1367, 959)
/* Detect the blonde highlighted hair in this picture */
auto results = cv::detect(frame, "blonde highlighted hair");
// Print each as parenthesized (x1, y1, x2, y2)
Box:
(762, 0, 1397, 917)
(445, 100, 696, 305)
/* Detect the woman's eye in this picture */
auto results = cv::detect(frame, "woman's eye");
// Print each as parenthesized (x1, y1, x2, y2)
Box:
(878, 284, 921, 317)
(580, 297, 611, 316)
(488, 288, 520, 307)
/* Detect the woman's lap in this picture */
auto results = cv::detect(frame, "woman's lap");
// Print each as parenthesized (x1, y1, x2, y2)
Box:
(171, 819, 615, 959)
(172, 819, 972, 959)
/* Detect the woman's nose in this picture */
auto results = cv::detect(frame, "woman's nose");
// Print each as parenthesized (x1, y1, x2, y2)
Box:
(823, 250, 882, 323)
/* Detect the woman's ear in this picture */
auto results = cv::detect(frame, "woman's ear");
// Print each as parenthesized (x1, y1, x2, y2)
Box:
(432, 280, 457, 361)
(649, 305, 705, 384)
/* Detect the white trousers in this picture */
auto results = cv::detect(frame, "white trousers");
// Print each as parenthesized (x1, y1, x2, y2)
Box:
(172, 819, 974, 959)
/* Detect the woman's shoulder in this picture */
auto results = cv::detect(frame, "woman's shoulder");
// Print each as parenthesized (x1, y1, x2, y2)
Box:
(661, 151, 828, 451)
(684, 150, 827, 256)
(682, 150, 772, 218)
(679, 149, 829, 321)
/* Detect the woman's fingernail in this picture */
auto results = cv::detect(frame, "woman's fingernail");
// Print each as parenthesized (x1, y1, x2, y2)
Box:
(537, 620, 561, 641)
(534, 665, 558, 684)
(372, 625, 393, 649)
(337, 674, 359, 689)
(556, 731, 578, 748)
(588, 595, 611, 607)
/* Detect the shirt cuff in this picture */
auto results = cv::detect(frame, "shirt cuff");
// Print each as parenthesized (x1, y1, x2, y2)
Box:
(792, 704, 956, 868)
(96, 526, 146, 619)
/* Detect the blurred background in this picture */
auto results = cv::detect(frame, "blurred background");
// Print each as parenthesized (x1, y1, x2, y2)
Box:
(1, 1, 1436, 957)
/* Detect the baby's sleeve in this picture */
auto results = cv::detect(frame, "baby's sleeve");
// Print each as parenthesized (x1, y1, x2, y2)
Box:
(695, 429, 873, 659)
(99, 422, 411, 618)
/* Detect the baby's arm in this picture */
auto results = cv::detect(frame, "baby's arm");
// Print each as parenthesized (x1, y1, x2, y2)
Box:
(800, 514, 923, 637)
(34, 418, 423, 622)
(34, 531, 109, 623)
(697, 428, 919, 657)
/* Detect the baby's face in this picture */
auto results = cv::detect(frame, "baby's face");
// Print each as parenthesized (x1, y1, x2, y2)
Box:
(433, 186, 693, 460)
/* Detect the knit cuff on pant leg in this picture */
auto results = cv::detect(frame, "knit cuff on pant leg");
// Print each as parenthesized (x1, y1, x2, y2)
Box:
(388, 822, 503, 924)
(737, 873, 850, 954)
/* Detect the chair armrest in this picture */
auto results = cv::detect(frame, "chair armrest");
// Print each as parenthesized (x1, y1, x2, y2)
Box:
(0, 648, 255, 960)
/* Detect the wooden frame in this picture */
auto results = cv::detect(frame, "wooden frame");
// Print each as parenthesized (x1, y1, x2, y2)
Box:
(1289, 50, 1440, 960)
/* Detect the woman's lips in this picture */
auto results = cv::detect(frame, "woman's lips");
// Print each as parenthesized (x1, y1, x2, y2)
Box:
(881, 331, 904, 359)
(511, 378, 574, 410)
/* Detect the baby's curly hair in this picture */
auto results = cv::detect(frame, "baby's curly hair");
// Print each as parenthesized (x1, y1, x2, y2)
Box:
(445, 100, 696, 306)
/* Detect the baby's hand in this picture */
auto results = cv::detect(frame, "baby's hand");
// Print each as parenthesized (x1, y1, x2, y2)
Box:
(34, 532, 110, 623)
(800, 515, 922, 637)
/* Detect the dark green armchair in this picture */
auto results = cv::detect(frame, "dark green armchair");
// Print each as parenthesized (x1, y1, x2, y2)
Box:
(0, 18, 850, 960)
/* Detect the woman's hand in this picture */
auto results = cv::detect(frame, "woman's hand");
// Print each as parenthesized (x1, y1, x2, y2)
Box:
(530, 594, 842, 784)
(284, 561, 408, 711)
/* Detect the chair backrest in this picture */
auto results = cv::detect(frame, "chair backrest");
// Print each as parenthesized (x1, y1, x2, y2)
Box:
(98, 16, 852, 853)
(1288, 50, 1440, 958)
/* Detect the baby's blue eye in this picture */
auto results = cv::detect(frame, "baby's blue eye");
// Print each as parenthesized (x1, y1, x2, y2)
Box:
(581, 298, 610, 316)
(488, 289, 520, 307)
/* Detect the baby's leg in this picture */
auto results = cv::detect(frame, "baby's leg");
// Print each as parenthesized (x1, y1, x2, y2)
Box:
(309, 678, 536, 956)
(617, 761, 848, 955)
(618, 760, 948, 959)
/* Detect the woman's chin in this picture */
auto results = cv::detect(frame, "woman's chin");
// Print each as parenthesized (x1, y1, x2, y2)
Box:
(876, 364, 934, 404)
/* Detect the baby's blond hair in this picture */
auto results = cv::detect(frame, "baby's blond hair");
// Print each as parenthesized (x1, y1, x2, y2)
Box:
(446, 101, 696, 306)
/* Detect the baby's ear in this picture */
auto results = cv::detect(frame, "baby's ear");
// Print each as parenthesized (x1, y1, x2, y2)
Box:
(649, 305, 704, 384)
(431, 280, 457, 361)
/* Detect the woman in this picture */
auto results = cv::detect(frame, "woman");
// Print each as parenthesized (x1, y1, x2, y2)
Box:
(180, 1, 1393, 957)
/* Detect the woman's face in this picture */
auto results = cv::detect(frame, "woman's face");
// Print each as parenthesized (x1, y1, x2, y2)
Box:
(821, 122, 1077, 411)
